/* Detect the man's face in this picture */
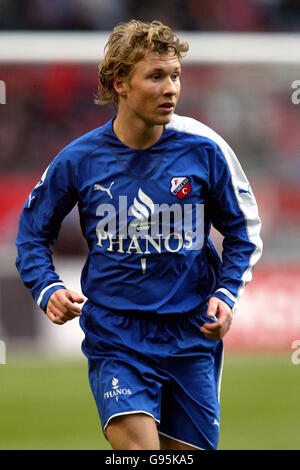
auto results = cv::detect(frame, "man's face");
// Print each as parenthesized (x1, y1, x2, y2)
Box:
(119, 51, 181, 126)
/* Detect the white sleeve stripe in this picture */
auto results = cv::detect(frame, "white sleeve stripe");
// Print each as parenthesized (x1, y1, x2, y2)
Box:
(37, 282, 65, 307)
(215, 288, 237, 304)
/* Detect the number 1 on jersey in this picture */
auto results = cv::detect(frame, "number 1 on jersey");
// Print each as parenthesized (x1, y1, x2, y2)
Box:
(141, 257, 146, 274)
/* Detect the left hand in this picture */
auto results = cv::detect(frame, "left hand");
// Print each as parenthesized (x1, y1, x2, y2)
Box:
(200, 296, 233, 340)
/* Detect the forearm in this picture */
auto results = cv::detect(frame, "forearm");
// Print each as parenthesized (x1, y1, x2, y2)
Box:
(15, 238, 67, 311)
(212, 231, 263, 311)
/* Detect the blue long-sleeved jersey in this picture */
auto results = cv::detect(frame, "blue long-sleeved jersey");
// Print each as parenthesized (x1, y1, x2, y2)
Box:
(15, 114, 262, 315)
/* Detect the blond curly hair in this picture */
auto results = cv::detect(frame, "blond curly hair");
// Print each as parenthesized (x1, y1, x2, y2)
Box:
(95, 19, 189, 106)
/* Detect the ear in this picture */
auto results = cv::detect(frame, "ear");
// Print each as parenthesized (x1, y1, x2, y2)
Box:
(113, 77, 127, 99)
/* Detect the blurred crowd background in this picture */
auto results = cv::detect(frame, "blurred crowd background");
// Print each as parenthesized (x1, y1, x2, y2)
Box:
(0, 1, 300, 351)
(1, 0, 300, 31)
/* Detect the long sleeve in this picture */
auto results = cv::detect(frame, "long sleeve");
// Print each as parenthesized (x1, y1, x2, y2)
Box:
(205, 141, 263, 311)
(15, 152, 78, 312)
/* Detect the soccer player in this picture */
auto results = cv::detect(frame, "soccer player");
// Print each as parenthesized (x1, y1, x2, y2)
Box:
(15, 20, 263, 450)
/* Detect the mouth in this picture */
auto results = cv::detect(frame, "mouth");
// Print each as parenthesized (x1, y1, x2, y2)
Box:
(158, 102, 175, 113)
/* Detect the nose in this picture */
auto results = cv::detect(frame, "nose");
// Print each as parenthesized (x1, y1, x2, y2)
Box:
(163, 77, 179, 96)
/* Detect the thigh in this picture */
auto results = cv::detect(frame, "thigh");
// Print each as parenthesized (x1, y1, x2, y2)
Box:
(106, 413, 160, 450)
(159, 434, 199, 450)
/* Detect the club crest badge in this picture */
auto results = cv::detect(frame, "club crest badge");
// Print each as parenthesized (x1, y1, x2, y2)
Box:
(170, 177, 191, 199)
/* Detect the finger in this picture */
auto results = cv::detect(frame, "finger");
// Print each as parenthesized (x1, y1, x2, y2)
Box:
(62, 295, 83, 315)
(47, 310, 66, 325)
(206, 298, 219, 318)
(50, 296, 82, 316)
(58, 311, 75, 321)
(201, 314, 232, 340)
(67, 291, 85, 304)
(200, 321, 220, 331)
(47, 303, 75, 321)
(54, 315, 66, 325)
(48, 301, 76, 322)
(201, 320, 223, 338)
(200, 321, 222, 338)
(200, 326, 220, 341)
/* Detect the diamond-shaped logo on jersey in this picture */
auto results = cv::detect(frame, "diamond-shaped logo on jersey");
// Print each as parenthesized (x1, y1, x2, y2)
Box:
(170, 177, 191, 199)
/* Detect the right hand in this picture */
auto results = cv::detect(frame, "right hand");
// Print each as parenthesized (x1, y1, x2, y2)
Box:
(46, 289, 84, 325)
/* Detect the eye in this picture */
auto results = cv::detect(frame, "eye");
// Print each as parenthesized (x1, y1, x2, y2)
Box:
(151, 73, 161, 81)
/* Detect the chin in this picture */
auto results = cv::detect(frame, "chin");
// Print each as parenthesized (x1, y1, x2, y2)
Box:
(154, 113, 174, 125)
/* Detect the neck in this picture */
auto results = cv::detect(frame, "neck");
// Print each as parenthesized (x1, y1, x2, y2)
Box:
(113, 112, 164, 150)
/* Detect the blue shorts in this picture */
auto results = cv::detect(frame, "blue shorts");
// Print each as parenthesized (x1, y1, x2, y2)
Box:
(79, 301, 224, 450)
